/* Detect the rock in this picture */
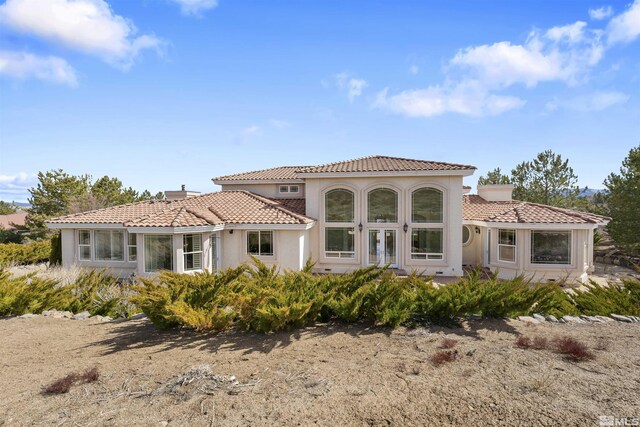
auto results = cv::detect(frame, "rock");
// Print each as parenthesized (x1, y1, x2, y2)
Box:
(610, 314, 633, 323)
(594, 315, 615, 322)
(158, 422, 169, 427)
(73, 311, 91, 320)
(545, 315, 559, 323)
(131, 313, 147, 320)
(562, 315, 586, 324)
(581, 315, 604, 323)
(42, 310, 73, 319)
(466, 349, 477, 356)
(532, 314, 547, 322)
(19, 313, 38, 319)
(92, 315, 113, 323)
(517, 316, 540, 324)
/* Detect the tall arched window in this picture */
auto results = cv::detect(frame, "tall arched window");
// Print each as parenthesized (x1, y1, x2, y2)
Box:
(324, 189, 355, 258)
(411, 188, 443, 223)
(367, 188, 398, 223)
(325, 189, 354, 222)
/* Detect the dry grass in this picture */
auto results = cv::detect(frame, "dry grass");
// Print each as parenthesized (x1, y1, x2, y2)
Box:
(41, 367, 99, 395)
(438, 338, 458, 349)
(553, 337, 594, 362)
(9, 263, 87, 287)
(531, 336, 548, 350)
(431, 350, 458, 366)
(515, 336, 531, 348)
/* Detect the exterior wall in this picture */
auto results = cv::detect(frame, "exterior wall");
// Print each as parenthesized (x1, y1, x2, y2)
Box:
(482, 226, 593, 283)
(219, 183, 305, 199)
(462, 225, 483, 266)
(304, 175, 465, 276)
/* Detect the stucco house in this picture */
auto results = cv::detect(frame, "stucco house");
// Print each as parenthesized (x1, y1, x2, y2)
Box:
(46, 155, 609, 282)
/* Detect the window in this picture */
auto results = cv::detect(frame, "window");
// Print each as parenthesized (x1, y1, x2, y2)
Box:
(78, 230, 91, 260)
(183, 234, 203, 270)
(127, 233, 137, 262)
(367, 188, 398, 223)
(325, 189, 354, 222)
(412, 188, 443, 223)
(325, 227, 355, 258)
(247, 231, 273, 256)
(144, 235, 173, 272)
(531, 231, 571, 265)
(462, 226, 472, 246)
(94, 230, 124, 261)
(411, 228, 443, 260)
(279, 185, 300, 194)
(498, 229, 516, 262)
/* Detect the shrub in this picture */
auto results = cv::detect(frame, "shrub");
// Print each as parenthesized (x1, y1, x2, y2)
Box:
(431, 350, 458, 366)
(570, 280, 640, 316)
(0, 269, 73, 316)
(532, 336, 548, 350)
(515, 336, 531, 348)
(41, 367, 99, 395)
(0, 240, 51, 266)
(553, 336, 594, 362)
(439, 338, 458, 349)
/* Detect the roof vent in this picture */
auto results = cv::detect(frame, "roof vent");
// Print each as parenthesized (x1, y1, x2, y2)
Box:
(165, 185, 200, 201)
(477, 184, 514, 202)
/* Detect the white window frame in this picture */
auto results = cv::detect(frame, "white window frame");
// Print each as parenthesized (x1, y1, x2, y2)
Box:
(183, 234, 203, 271)
(498, 229, 517, 263)
(78, 229, 92, 261)
(93, 229, 125, 262)
(322, 187, 358, 261)
(462, 225, 473, 246)
(279, 185, 300, 194)
(246, 231, 274, 257)
(325, 227, 356, 258)
(127, 233, 137, 262)
(410, 227, 444, 260)
(530, 230, 572, 265)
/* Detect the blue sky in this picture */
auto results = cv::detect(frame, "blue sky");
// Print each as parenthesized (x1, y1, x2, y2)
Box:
(0, 0, 638, 203)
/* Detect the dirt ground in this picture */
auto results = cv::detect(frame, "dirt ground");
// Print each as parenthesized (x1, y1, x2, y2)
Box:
(0, 317, 638, 427)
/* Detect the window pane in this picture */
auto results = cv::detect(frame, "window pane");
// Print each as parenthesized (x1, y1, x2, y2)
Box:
(144, 235, 173, 272)
(128, 247, 137, 262)
(325, 189, 354, 222)
(80, 246, 91, 260)
(260, 231, 273, 256)
(79, 230, 90, 245)
(247, 232, 260, 254)
(183, 234, 202, 252)
(411, 228, 443, 255)
(128, 233, 136, 246)
(94, 230, 124, 261)
(499, 229, 516, 245)
(290, 185, 299, 193)
(499, 245, 515, 262)
(531, 231, 571, 264)
(412, 188, 443, 223)
(326, 227, 354, 252)
(279, 185, 288, 193)
(462, 226, 471, 245)
(367, 189, 398, 223)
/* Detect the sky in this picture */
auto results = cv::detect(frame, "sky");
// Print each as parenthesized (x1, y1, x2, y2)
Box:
(0, 0, 639, 203)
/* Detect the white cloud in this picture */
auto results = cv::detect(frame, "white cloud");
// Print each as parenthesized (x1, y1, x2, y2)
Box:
(589, 6, 614, 20)
(0, 173, 37, 202)
(241, 125, 261, 136)
(547, 91, 630, 112)
(545, 21, 588, 44)
(0, 0, 163, 69)
(170, 0, 218, 16)
(335, 72, 368, 102)
(373, 81, 526, 118)
(269, 119, 292, 129)
(607, 0, 640, 44)
(409, 64, 419, 75)
(0, 50, 77, 85)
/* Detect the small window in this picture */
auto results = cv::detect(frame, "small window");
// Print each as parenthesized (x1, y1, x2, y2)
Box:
(462, 226, 472, 246)
(531, 231, 571, 265)
(94, 230, 124, 261)
(279, 185, 300, 194)
(279, 185, 289, 193)
(144, 235, 173, 272)
(183, 234, 203, 270)
(247, 231, 273, 256)
(325, 227, 355, 258)
(498, 229, 516, 262)
(127, 233, 137, 262)
(78, 230, 91, 260)
(411, 228, 443, 260)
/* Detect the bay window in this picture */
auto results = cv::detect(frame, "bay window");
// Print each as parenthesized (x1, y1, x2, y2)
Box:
(411, 228, 443, 260)
(498, 229, 516, 262)
(247, 231, 273, 256)
(94, 230, 124, 261)
(183, 234, 203, 270)
(531, 231, 571, 265)
(144, 235, 173, 272)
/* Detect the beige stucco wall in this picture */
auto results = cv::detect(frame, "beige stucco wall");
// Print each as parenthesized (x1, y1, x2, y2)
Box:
(219, 183, 305, 199)
(462, 225, 483, 266)
(303, 175, 465, 276)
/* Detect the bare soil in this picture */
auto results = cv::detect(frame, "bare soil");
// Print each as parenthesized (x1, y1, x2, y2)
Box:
(0, 317, 638, 426)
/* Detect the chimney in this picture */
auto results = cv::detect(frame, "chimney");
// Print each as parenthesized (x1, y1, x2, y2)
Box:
(165, 185, 201, 201)
(477, 184, 514, 202)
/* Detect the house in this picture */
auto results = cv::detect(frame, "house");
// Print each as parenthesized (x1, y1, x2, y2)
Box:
(46, 155, 609, 282)
(0, 210, 27, 230)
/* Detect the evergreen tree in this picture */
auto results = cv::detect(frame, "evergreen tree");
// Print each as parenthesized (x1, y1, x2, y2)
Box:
(477, 168, 512, 185)
(0, 201, 17, 215)
(604, 145, 640, 255)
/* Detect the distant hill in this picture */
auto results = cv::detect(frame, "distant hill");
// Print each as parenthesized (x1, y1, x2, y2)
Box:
(578, 189, 606, 198)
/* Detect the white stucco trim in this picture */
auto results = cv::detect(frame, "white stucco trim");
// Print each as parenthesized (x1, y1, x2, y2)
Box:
(463, 220, 599, 230)
(212, 179, 305, 185)
(298, 170, 475, 178)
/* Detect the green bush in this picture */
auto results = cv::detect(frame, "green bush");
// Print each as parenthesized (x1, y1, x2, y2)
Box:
(0, 240, 51, 266)
(570, 280, 640, 316)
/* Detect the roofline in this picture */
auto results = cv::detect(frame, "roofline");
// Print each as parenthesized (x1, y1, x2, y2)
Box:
(213, 178, 305, 185)
(297, 169, 476, 178)
(48, 222, 316, 232)
(463, 220, 603, 229)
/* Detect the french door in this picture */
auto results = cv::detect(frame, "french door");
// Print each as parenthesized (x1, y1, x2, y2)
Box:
(368, 229, 397, 267)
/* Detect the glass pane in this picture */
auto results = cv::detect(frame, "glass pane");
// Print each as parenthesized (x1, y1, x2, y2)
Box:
(531, 231, 571, 264)
(79, 230, 90, 245)
(260, 232, 273, 256)
(80, 246, 91, 260)
(411, 228, 443, 254)
(128, 233, 136, 246)
(211, 235, 217, 260)
(184, 234, 202, 252)
(128, 247, 137, 261)
(247, 232, 260, 254)
(144, 235, 173, 272)
(290, 186, 299, 193)
(369, 230, 379, 264)
(94, 230, 124, 261)
(367, 189, 398, 223)
(462, 226, 471, 244)
(499, 245, 515, 262)
(326, 227, 354, 252)
(499, 230, 516, 245)
(412, 188, 443, 223)
(184, 253, 194, 270)
(385, 230, 396, 265)
(325, 189, 354, 222)
(279, 185, 288, 193)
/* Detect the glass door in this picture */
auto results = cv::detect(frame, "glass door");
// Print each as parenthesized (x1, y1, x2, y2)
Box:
(368, 229, 397, 267)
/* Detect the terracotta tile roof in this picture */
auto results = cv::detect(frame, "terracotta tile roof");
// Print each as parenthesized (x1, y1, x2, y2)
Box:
(463, 195, 610, 225)
(0, 211, 27, 229)
(271, 198, 306, 216)
(298, 155, 476, 174)
(213, 166, 307, 182)
(48, 191, 315, 228)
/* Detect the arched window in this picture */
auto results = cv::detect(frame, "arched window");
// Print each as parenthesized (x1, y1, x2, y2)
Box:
(325, 189, 354, 222)
(411, 188, 443, 223)
(367, 188, 398, 223)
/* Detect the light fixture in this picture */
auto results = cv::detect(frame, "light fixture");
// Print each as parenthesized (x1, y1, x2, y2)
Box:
(358, 223, 363, 232)
(229, 229, 234, 234)
(403, 223, 408, 233)
(475, 227, 481, 234)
